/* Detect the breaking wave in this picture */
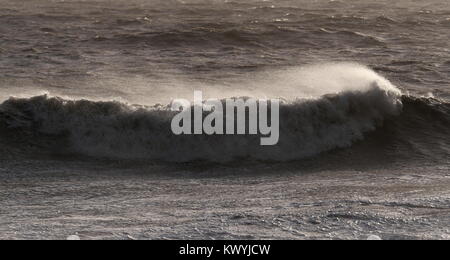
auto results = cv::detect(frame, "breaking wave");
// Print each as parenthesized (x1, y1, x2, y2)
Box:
(0, 84, 402, 162)
(0, 65, 448, 163)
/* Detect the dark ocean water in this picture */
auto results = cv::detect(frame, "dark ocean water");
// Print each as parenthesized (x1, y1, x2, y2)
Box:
(0, 0, 449, 239)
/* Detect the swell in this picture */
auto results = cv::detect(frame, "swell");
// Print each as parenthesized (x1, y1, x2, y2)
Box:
(90, 25, 386, 49)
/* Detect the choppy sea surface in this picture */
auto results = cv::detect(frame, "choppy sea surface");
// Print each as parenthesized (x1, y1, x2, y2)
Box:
(0, 0, 449, 240)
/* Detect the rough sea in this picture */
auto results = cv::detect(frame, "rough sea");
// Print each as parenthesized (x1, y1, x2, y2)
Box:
(0, 0, 449, 239)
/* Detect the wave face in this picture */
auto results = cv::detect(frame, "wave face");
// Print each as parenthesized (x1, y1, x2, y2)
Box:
(1, 59, 449, 164)
(0, 80, 408, 162)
